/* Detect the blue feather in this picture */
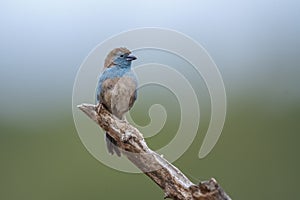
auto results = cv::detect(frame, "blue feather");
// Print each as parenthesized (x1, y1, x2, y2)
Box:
(96, 65, 137, 103)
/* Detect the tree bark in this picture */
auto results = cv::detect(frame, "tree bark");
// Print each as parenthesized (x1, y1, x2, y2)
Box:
(78, 103, 232, 200)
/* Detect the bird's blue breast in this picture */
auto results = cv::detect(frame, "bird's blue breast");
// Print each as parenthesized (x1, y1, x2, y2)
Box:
(96, 66, 137, 103)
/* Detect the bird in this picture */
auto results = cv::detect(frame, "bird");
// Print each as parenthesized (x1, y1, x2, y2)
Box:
(96, 47, 137, 156)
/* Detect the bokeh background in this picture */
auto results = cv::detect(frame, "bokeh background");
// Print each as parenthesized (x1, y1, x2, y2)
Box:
(1, 0, 299, 199)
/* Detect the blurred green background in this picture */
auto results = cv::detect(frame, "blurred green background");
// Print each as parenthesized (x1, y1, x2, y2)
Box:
(1, 0, 299, 199)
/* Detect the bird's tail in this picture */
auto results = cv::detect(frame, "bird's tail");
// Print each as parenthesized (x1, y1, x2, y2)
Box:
(105, 133, 121, 157)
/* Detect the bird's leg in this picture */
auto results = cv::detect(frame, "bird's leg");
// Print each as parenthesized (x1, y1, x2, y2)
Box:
(123, 115, 128, 123)
(121, 131, 134, 143)
(119, 115, 132, 143)
(96, 103, 103, 114)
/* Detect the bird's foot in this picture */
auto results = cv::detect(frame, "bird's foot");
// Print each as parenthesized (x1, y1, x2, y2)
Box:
(96, 103, 103, 114)
(121, 131, 134, 143)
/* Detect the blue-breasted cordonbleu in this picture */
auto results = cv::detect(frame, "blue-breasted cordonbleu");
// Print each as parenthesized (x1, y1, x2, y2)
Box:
(96, 47, 137, 156)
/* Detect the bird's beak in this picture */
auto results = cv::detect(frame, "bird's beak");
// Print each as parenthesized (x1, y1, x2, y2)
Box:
(126, 54, 137, 61)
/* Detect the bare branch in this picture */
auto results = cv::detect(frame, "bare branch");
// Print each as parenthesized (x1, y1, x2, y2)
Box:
(77, 103, 231, 200)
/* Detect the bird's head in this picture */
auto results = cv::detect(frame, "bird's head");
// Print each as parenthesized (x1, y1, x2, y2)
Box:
(104, 47, 137, 68)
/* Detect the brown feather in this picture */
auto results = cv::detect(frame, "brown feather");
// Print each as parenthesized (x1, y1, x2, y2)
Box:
(100, 76, 136, 119)
(104, 47, 131, 68)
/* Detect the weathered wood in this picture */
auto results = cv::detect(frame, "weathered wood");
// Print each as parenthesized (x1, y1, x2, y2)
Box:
(78, 103, 231, 200)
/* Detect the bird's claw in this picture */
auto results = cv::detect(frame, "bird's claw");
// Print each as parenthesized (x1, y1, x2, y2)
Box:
(96, 103, 103, 114)
(121, 131, 133, 143)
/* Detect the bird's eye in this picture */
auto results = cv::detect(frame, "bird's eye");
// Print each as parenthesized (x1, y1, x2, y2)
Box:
(120, 54, 124, 57)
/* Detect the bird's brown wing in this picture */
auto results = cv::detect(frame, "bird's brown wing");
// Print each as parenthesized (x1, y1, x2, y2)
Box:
(100, 76, 137, 119)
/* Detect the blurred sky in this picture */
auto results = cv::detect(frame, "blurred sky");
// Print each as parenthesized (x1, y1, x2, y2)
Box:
(0, 0, 299, 119)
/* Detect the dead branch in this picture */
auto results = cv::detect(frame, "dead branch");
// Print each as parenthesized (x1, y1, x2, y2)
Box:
(77, 103, 231, 200)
